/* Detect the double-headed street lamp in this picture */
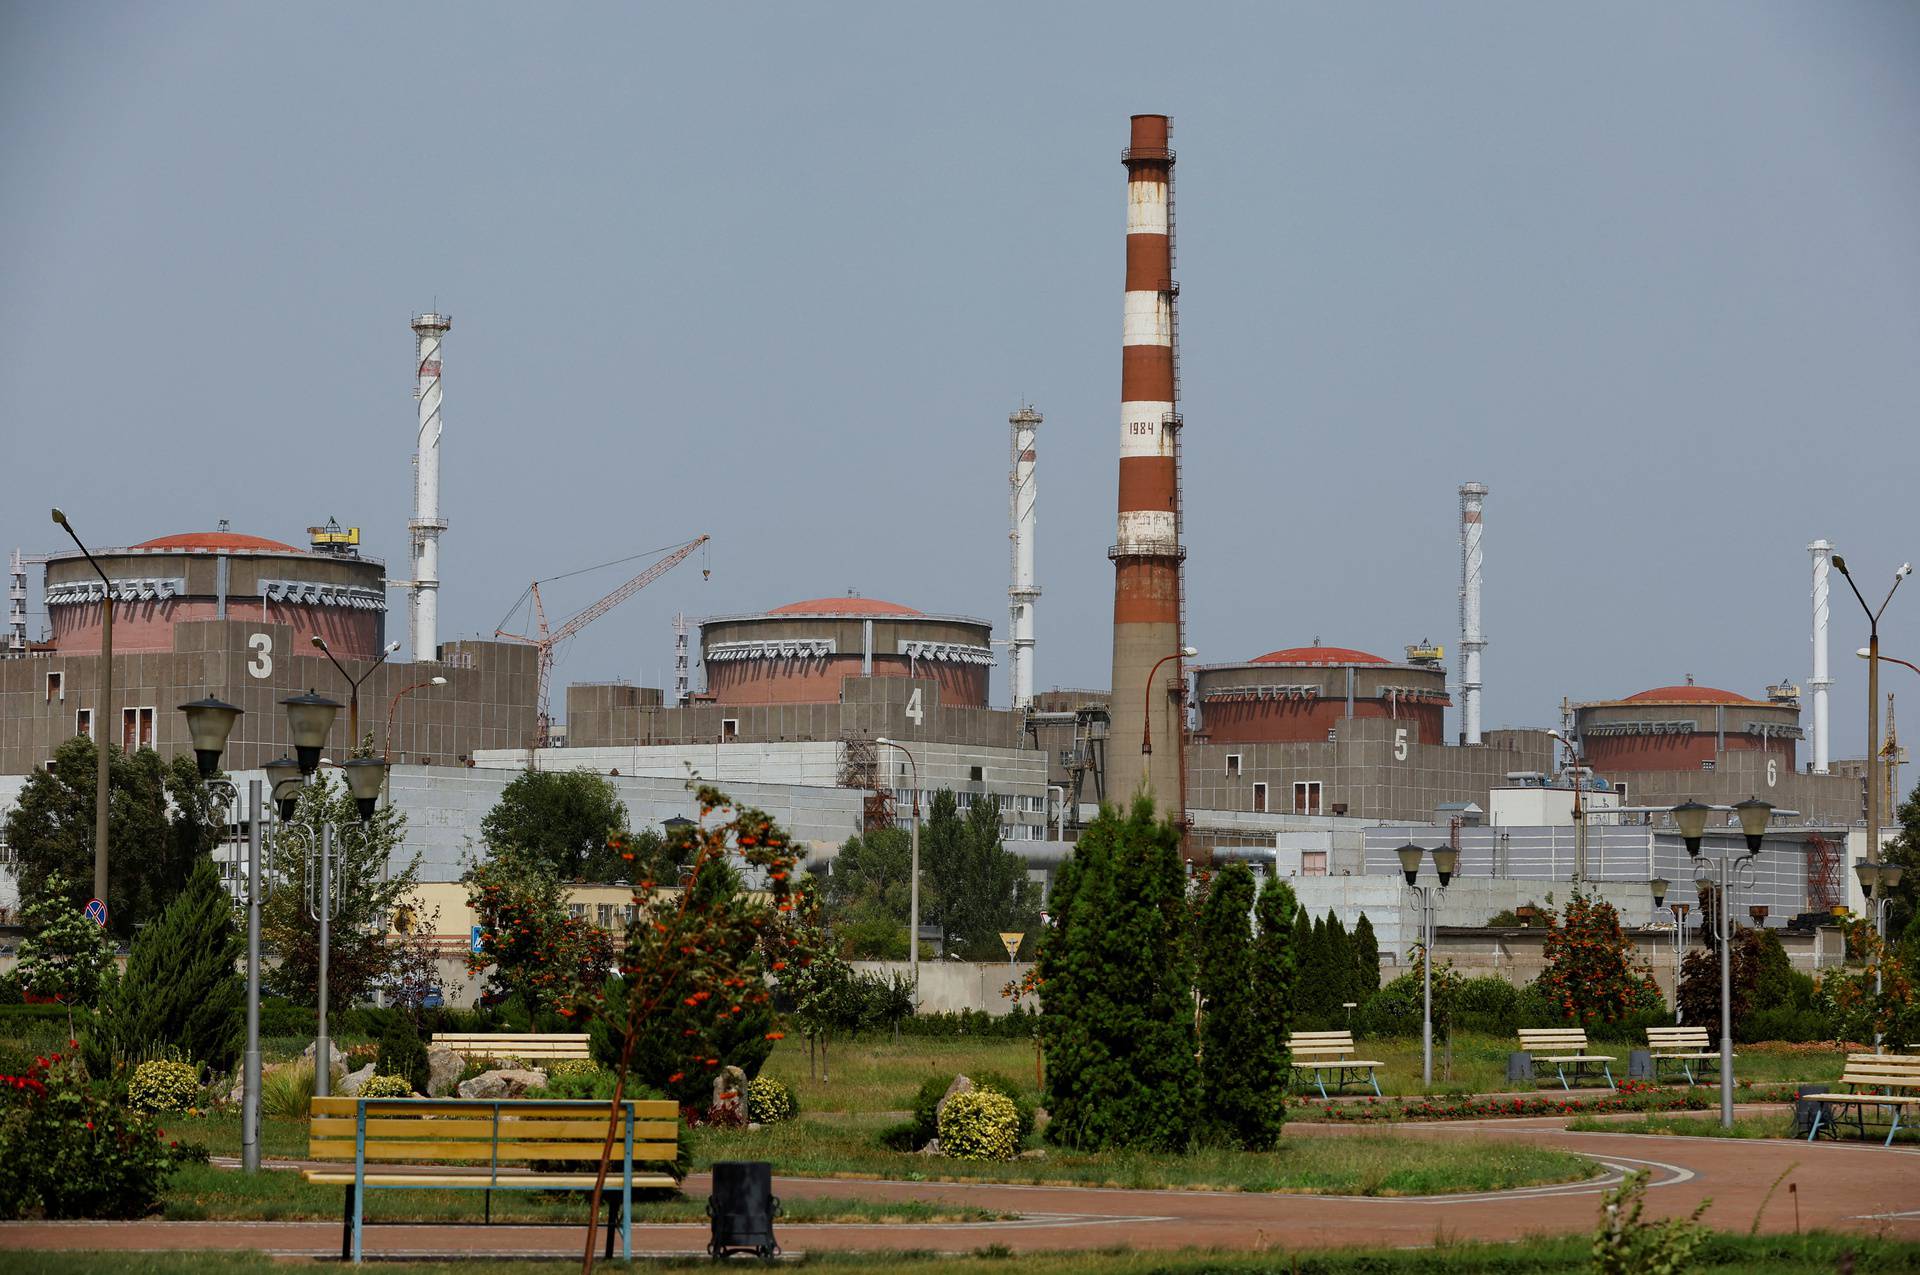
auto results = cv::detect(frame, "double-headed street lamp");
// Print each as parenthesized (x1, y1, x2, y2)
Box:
(312, 635, 402, 743)
(50, 509, 113, 907)
(1672, 796, 1773, 1128)
(1396, 842, 1458, 1088)
(875, 737, 921, 1008)
(1832, 556, 1910, 854)
(1854, 859, 1906, 1041)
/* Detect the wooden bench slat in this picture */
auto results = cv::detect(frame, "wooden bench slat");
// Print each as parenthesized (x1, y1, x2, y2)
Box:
(304, 1171, 679, 1189)
(310, 1117, 680, 1141)
(310, 1097, 676, 1118)
(309, 1140, 678, 1162)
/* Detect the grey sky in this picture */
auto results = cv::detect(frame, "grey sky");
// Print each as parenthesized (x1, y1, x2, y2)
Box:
(4, 3, 1918, 758)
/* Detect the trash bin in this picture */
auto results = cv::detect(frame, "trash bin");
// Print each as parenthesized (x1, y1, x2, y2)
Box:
(1628, 1049, 1654, 1081)
(1507, 1051, 1533, 1084)
(707, 1160, 780, 1260)
(1792, 1085, 1830, 1138)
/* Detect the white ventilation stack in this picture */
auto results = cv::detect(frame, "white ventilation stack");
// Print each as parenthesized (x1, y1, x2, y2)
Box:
(408, 313, 451, 662)
(1008, 405, 1042, 711)
(1809, 539, 1834, 774)
(674, 612, 691, 706)
(1458, 482, 1488, 745)
(6, 548, 26, 657)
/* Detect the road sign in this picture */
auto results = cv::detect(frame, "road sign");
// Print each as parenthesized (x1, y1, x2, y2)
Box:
(999, 931, 1023, 960)
(82, 898, 108, 928)
(470, 925, 485, 955)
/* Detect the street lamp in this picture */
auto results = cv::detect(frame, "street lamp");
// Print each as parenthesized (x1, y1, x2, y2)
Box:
(1397, 842, 1455, 1087)
(1547, 729, 1589, 879)
(50, 508, 113, 909)
(281, 690, 342, 775)
(875, 737, 921, 1009)
(1854, 858, 1907, 1042)
(384, 676, 448, 764)
(1832, 556, 1910, 854)
(179, 696, 243, 778)
(264, 756, 304, 821)
(312, 635, 401, 742)
(1141, 647, 1198, 754)
(1672, 796, 1772, 1127)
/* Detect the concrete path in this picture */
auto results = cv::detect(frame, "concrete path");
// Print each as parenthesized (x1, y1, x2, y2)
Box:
(4, 1112, 1916, 1260)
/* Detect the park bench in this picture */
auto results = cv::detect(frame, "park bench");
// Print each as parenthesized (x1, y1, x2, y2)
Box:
(305, 1095, 678, 1262)
(431, 1032, 593, 1063)
(1645, 1026, 1728, 1086)
(1288, 1030, 1384, 1099)
(1518, 1028, 1616, 1091)
(1804, 1053, 1920, 1147)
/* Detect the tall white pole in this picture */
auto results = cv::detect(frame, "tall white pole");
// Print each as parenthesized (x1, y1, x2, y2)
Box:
(1809, 540, 1833, 774)
(1458, 483, 1487, 745)
(409, 313, 451, 662)
(1009, 406, 1041, 711)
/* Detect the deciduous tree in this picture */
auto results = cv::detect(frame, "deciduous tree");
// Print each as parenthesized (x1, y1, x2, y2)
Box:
(480, 769, 630, 881)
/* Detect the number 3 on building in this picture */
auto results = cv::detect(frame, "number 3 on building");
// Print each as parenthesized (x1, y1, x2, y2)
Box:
(247, 632, 273, 679)
(1766, 758, 1778, 788)
(1394, 727, 1409, 762)
(905, 687, 924, 726)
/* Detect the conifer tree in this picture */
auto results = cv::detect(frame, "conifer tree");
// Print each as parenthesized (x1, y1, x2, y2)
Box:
(1323, 911, 1354, 1021)
(1039, 796, 1197, 1152)
(1251, 874, 1298, 1137)
(1351, 912, 1381, 1004)
(1290, 907, 1317, 1022)
(1196, 864, 1286, 1148)
(88, 857, 245, 1072)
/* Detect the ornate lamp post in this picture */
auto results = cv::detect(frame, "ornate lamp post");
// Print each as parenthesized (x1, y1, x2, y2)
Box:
(312, 635, 401, 742)
(1832, 556, 1910, 854)
(876, 738, 921, 1008)
(1396, 842, 1457, 1088)
(1854, 858, 1906, 1044)
(1673, 796, 1772, 1127)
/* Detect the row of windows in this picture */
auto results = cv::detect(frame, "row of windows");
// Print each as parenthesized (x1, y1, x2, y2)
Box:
(1243, 780, 1323, 816)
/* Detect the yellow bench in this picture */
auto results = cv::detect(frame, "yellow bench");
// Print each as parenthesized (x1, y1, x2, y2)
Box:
(1288, 1030, 1384, 1099)
(1518, 1028, 1616, 1091)
(305, 1095, 678, 1262)
(1646, 1026, 1729, 1086)
(430, 1031, 593, 1062)
(1804, 1054, 1920, 1147)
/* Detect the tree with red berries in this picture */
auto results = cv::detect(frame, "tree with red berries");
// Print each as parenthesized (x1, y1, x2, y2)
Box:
(1535, 886, 1661, 1027)
(465, 853, 614, 1021)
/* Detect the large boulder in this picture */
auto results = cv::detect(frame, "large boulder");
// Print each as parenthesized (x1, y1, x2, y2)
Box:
(338, 1064, 377, 1097)
(458, 1067, 548, 1100)
(426, 1048, 465, 1098)
(302, 1039, 346, 1080)
(935, 1074, 974, 1127)
(712, 1066, 748, 1122)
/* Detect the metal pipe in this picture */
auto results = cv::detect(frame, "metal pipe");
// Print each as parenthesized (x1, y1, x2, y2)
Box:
(242, 778, 263, 1173)
(315, 821, 332, 1099)
(1718, 855, 1733, 1127)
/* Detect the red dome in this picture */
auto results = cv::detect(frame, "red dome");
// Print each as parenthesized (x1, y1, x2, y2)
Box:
(1251, 645, 1389, 666)
(1623, 684, 1758, 705)
(130, 531, 299, 552)
(765, 597, 923, 617)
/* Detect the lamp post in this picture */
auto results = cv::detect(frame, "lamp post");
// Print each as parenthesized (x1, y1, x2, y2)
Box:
(875, 737, 920, 1008)
(175, 696, 261, 1170)
(384, 676, 448, 765)
(1832, 556, 1910, 856)
(1854, 858, 1906, 1043)
(1396, 842, 1457, 1088)
(1665, 899, 1693, 1025)
(1649, 875, 1671, 1012)
(1673, 796, 1773, 1127)
(1140, 646, 1198, 755)
(50, 509, 113, 908)
(312, 635, 401, 743)
(1547, 729, 1588, 880)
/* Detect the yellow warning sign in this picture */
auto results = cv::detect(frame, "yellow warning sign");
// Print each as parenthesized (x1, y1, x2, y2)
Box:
(1000, 931, 1024, 960)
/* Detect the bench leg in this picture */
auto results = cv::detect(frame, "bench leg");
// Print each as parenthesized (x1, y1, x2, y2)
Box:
(1369, 1069, 1381, 1098)
(351, 1180, 365, 1264)
(605, 1195, 617, 1261)
(341, 1183, 354, 1262)
(1556, 1064, 1570, 1091)
(1603, 1063, 1615, 1092)
(1806, 1104, 1822, 1142)
(1886, 1105, 1903, 1149)
(1316, 1073, 1328, 1101)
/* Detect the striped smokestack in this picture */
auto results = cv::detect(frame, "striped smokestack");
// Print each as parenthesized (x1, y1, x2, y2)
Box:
(1105, 113, 1185, 819)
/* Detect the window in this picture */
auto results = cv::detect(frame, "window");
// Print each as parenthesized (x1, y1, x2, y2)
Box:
(997, 794, 1013, 813)
(75, 708, 92, 740)
(969, 765, 984, 782)
(1327, 728, 1338, 743)
(1252, 782, 1268, 814)
(1700, 760, 1715, 772)
(1225, 753, 1241, 777)
(1001, 825, 1015, 841)
(597, 903, 615, 929)
(568, 903, 586, 920)
(1614, 782, 1629, 803)
(1302, 851, 1328, 877)
(122, 706, 155, 750)
(45, 672, 63, 702)
(720, 718, 738, 741)
(1293, 781, 1322, 816)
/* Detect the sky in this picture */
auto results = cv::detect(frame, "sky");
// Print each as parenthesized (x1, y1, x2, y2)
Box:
(4, 3, 1918, 756)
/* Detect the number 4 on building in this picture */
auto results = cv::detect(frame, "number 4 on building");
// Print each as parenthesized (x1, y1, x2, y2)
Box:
(905, 687, 924, 725)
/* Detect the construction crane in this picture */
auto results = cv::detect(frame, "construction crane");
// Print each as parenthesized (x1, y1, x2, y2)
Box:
(1883, 692, 1905, 819)
(495, 535, 710, 746)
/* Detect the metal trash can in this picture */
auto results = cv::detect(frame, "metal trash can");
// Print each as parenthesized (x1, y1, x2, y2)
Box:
(1506, 1051, 1533, 1084)
(707, 1160, 780, 1260)
(1792, 1085, 1830, 1138)
(1628, 1049, 1654, 1081)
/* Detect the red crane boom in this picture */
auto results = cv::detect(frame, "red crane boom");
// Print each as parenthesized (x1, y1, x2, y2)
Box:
(496, 535, 710, 746)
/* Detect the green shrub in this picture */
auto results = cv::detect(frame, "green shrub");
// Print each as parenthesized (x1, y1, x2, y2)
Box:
(1746, 1005, 1831, 1044)
(937, 1089, 1019, 1161)
(875, 1119, 918, 1151)
(127, 1060, 199, 1113)
(745, 1076, 796, 1124)
(530, 1062, 618, 1100)
(1454, 975, 1519, 1020)
(260, 1062, 317, 1119)
(361, 1074, 413, 1098)
(972, 1072, 1033, 1144)
(909, 1075, 950, 1148)
(0, 1057, 191, 1219)
(258, 1000, 316, 1038)
(375, 1019, 429, 1096)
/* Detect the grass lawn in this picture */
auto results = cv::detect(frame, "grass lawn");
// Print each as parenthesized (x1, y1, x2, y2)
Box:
(157, 1163, 1003, 1224)
(1567, 1109, 1920, 1146)
(7, 1234, 1920, 1274)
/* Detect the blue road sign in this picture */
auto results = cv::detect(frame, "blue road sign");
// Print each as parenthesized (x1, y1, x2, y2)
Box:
(82, 898, 108, 928)
(470, 925, 485, 954)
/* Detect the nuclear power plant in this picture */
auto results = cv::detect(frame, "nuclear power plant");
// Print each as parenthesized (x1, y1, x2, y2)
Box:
(0, 114, 1891, 961)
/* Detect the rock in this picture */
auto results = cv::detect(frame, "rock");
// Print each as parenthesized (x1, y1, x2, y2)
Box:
(916, 1137, 943, 1156)
(1033, 1107, 1049, 1134)
(426, 1049, 464, 1097)
(747, 1122, 764, 1133)
(1018, 1148, 1048, 1161)
(458, 1067, 549, 1100)
(711, 1065, 748, 1121)
(302, 1039, 345, 1080)
(934, 1074, 974, 1127)
(338, 1064, 377, 1096)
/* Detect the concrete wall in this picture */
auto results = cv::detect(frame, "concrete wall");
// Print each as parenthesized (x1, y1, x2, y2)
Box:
(852, 960, 1035, 1016)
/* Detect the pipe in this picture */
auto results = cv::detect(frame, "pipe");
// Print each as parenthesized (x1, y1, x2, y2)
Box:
(1809, 540, 1833, 774)
(408, 313, 451, 662)
(1459, 482, 1487, 745)
(1009, 406, 1042, 711)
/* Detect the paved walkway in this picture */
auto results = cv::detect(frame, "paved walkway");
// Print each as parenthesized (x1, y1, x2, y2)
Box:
(4, 1110, 1916, 1260)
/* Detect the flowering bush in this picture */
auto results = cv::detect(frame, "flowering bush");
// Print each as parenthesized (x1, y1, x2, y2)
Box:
(361, 1074, 413, 1098)
(938, 1089, 1020, 1161)
(0, 1051, 194, 1219)
(127, 1060, 199, 1113)
(745, 1076, 796, 1124)
(1536, 888, 1662, 1027)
